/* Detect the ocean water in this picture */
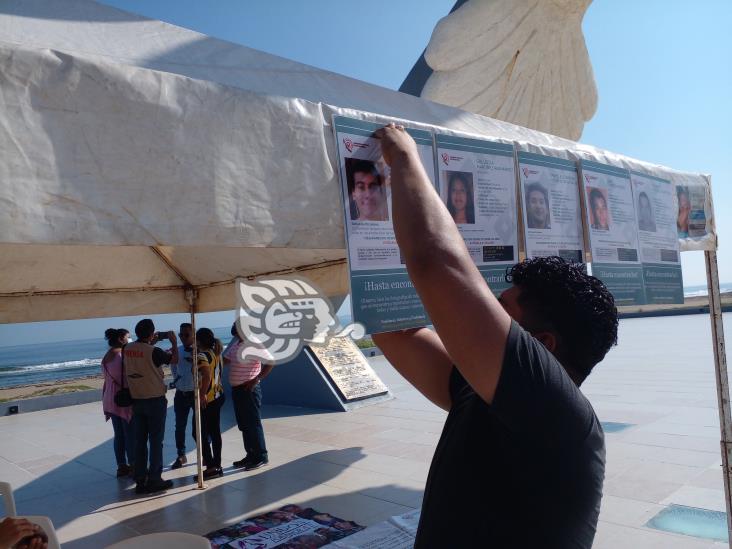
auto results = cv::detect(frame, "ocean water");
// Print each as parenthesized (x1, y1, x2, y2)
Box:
(0, 293, 725, 389)
(0, 326, 234, 389)
(684, 282, 732, 298)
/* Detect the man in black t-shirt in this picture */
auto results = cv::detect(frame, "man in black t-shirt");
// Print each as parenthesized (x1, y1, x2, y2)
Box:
(372, 124, 618, 548)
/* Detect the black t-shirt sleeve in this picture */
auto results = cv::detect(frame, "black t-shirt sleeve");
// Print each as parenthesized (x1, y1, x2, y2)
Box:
(490, 321, 596, 446)
(152, 347, 171, 367)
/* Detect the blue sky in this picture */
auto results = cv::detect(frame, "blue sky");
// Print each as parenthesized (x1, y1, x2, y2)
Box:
(1, 0, 729, 346)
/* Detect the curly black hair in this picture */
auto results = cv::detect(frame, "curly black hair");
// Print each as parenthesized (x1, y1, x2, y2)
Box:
(505, 256, 618, 383)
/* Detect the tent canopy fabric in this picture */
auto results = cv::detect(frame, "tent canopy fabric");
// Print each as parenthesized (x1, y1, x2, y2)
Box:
(0, 0, 715, 323)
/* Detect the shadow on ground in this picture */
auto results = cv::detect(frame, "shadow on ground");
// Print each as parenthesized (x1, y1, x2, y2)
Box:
(10, 400, 422, 547)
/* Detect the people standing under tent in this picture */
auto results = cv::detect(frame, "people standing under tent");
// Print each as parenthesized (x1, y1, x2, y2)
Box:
(101, 328, 135, 477)
(224, 322, 273, 471)
(170, 322, 196, 470)
(193, 327, 226, 480)
(124, 319, 178, 494)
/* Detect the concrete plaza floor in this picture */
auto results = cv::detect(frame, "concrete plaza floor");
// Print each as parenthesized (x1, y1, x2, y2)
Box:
(0, 313, 730, 547)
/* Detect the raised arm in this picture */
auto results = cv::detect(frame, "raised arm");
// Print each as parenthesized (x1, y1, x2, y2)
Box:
(168, 331, 179, 366)
(373, 328, 453, 411)
(375, 124, 512, 405)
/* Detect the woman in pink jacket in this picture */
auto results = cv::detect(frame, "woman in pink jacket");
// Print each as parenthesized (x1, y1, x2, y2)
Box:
(101, 328, 135, 477)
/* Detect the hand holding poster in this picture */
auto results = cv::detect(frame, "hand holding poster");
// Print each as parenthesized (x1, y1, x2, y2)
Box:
(436, 134, 518, 294)
(334, 116, 436, 334)
(517, 152, 584, 264)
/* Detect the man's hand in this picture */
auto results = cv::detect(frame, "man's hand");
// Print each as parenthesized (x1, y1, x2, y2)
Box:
(0, 517, 41, 549)
(373, 123, 512, 406)
(374, 123, 419, 167)
(199, 391, 208, 409)
(168, 331, 177, 345)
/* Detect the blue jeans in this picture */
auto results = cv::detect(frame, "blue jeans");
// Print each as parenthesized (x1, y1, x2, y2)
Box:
(110, 413, 135, 466)
(232, 384, 268, 459)
(173, 390, 195, 457)
(132, 396, 167, 482)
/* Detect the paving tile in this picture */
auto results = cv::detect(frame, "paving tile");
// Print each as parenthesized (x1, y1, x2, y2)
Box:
(3, 316, 732, 547)
(599, 495, 666, 527)
(661, 485, 728, 513)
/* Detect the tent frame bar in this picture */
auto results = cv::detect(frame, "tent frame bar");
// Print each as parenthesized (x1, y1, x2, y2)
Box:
(706, 249, 732, 546)
(187, 287, 206, 490)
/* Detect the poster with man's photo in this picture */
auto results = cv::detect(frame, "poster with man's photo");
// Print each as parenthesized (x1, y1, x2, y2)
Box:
(435, 134, 518, 295)
(333, 116, 436, 334)
(580, 160, 645, 305)
(631, 171, 683, 304)
(517, 152, 584, 265)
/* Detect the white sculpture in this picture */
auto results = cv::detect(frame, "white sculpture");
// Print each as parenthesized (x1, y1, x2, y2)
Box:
(420, 0, 597, 140)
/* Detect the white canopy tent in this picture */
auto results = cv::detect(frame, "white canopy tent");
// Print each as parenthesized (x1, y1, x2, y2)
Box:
(0, 0, 715, 323)
(0, 0, 728, 536)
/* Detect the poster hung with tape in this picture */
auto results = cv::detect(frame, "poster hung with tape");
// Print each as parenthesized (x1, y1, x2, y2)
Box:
(333, 115, 436, 334)
(631, 171, 683, 304)
(435, 133, 518, 295)
(517, 151, 585, 265)
(580, 160, 645, 306)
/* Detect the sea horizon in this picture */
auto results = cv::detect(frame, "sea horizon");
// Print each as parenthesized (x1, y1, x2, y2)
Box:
(1, 287, 730, 390)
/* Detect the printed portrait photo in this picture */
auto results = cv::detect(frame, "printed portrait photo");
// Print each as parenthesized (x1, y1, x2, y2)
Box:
(345, 157, 389, 222)
(524, 182, 551, 230)
(444, 170, 475, 225)
(587, 187, 611, 231)
(636, 191, 657, 232)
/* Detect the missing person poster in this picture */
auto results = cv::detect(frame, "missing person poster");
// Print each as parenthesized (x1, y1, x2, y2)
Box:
(517, 152, 584, 264)
(333, 116, 436, 334)
(631, 171, 684, 304)
(676, 184, 708, 239)
(435, 134, 518, 295)
(580, 160, 645, 305)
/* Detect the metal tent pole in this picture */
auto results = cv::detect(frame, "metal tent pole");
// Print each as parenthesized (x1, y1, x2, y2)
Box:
(186, 287, 206, 490)
(705, 250, 732, 545)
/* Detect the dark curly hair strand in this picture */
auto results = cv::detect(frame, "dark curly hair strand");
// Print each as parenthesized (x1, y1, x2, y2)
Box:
(505, 256, 618, 384)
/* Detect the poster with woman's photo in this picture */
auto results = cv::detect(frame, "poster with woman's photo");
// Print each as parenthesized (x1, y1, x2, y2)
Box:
(676, 184, 708, 239)
(631, 171, 683, 304)
(517, 152, 584, 265)
(333, 116, 436, 334)
(580, 160, 645, 305)
(435, 134, 518, 295)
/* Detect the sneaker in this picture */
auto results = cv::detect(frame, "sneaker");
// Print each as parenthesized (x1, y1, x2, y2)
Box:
(128, 463, 136, 478)
(134, 481, 148, 495)
(203, 467, 224, 480)
(244, 457, 269, 471)
(116, 464, 131, 477)
(171, 456, 187, 470)
(232, 456, 252, 469)
(145, 479, 173, 493)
